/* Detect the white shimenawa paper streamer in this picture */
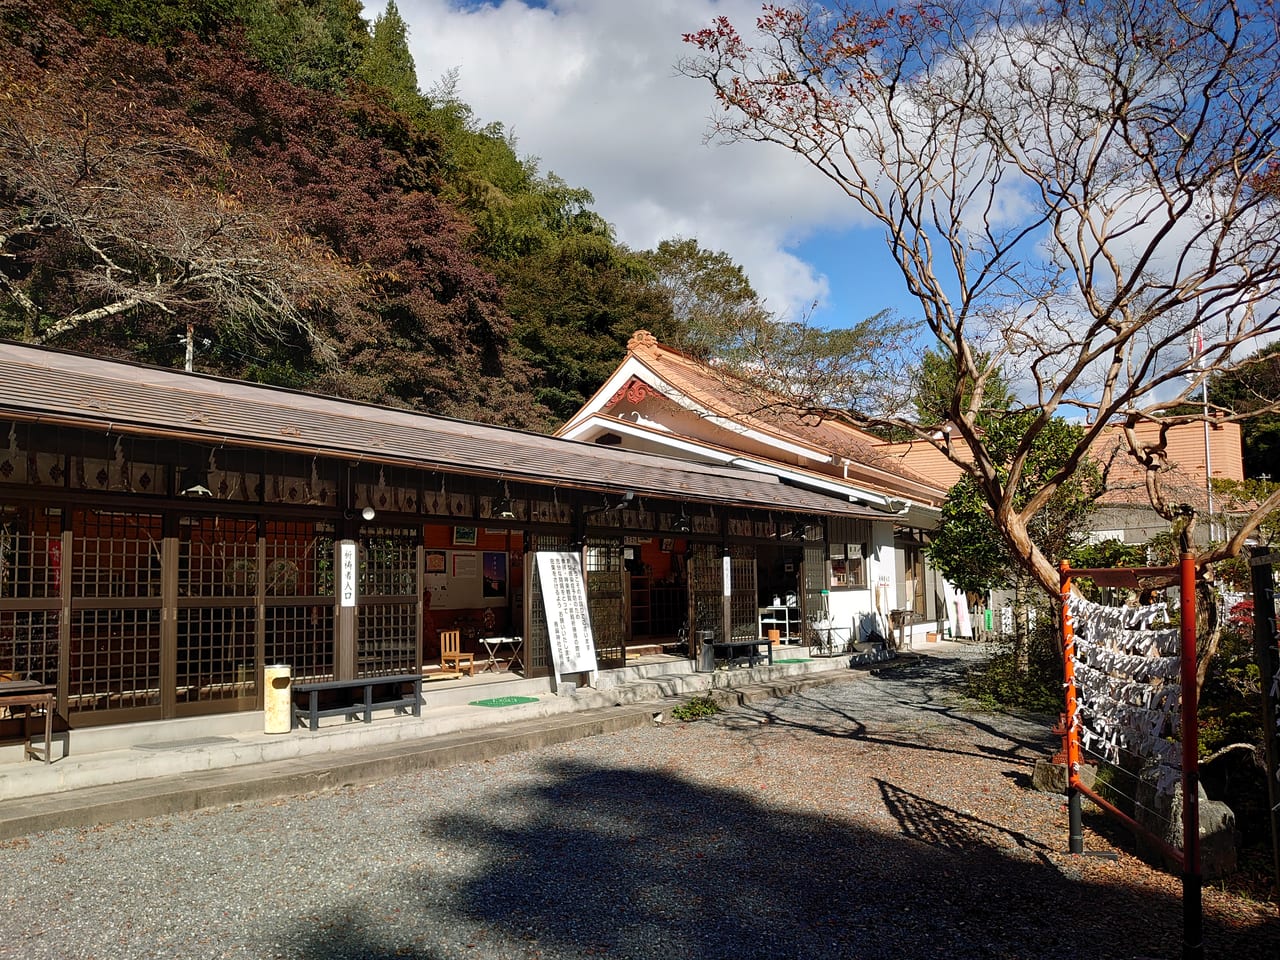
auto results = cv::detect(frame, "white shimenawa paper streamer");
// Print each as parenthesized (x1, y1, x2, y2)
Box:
(1066, 594, 1182, 795)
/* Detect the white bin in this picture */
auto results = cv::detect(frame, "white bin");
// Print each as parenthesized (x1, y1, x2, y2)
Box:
(264, 664, 292, 734)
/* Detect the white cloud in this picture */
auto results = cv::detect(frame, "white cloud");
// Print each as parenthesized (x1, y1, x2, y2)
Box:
(369, 0, 865, 319)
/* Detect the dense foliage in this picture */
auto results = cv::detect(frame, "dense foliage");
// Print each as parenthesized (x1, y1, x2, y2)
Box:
(0, 0, 768, 431)
(926, 405, 1103, 600)
(1209, 342, 1280, 481)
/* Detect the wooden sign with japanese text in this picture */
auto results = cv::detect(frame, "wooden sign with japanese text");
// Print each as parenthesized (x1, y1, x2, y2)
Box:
(339, 541, 357, 608)
(535, 552, 598, 676)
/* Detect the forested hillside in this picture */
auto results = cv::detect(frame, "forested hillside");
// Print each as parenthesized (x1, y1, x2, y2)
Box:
(0, 0, 766, 431)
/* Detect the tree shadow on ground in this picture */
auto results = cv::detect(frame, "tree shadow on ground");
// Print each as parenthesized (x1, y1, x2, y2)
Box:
(730, 653, 1058, 768)
(281, 651, 1279, 959)
(283, 756, 1279, 960)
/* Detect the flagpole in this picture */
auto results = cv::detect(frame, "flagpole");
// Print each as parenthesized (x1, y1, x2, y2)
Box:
(1203, 378, 1214, 541)
(1192, 316, 1214, 542)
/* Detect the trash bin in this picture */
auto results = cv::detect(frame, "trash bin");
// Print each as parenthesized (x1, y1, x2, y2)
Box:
(696, 630, 717, 672)
(264, 663, 292, 734)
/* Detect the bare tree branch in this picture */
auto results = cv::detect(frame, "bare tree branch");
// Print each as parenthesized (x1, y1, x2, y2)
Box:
(682, 0, 1280, 596)
(0, 60, 358, 361)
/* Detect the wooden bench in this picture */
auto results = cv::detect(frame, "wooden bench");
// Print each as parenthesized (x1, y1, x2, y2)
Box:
(709, 637, 773, 669)
(0, 680, 56, 763)
(292, 673, 423, 732)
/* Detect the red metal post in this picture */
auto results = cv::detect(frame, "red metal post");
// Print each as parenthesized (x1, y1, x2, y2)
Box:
(1060, 560, 1084, 854)
(1179, 552, 1203, 960)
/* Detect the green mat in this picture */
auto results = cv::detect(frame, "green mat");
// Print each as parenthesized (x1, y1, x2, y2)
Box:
(469, 695, 540, 708)
(773, 658, 812, 663)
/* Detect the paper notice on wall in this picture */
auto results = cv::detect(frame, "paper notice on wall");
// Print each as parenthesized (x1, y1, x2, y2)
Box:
(339, 541, 357, 608)
(535, 552, 598, 676)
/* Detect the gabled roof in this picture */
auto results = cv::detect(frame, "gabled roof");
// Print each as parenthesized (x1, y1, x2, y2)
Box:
(557, 331, 946, 512)
(0, 340, 882, 518)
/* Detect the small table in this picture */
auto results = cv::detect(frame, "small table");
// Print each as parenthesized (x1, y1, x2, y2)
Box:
(0, 680, 56, 763)
(479, 636, 524, 674)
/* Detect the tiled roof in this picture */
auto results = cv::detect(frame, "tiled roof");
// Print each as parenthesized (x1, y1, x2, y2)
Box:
(617, 332, 944, 501)
(0, 340, 881, 518)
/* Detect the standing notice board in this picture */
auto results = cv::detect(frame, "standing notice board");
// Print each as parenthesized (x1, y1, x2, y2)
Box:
(535, 552, 598, 678)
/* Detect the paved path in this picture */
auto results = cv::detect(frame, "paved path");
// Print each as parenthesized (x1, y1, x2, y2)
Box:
(1, 643, 1274, 960)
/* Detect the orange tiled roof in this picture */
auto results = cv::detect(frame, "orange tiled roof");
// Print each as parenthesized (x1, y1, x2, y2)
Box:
(619, 331, 942, 497)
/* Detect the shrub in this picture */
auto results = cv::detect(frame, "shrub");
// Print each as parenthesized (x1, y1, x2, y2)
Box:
(671, 694, 720, 721)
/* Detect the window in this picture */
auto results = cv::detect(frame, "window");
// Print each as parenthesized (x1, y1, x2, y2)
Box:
(829, 542, 867, 589)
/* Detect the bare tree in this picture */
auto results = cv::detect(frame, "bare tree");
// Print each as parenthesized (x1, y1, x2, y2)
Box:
(682, 0, 1280, 596)
(0, 61, 355, 360)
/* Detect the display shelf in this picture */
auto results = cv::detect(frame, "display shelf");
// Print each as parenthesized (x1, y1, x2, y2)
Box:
(758, 604, 800, 642)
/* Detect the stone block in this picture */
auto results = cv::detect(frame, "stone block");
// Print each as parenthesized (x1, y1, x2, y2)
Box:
(1031, 759, 1096, 794)
(1136, 780, 1238, 880)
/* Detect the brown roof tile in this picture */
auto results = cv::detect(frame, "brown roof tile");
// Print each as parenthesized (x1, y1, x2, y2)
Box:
(0, 341, 880, 518)
(620, 333, 944, 501)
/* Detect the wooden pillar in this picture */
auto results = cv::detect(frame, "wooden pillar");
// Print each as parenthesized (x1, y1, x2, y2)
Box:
(57, 529, 72, 717)
(1248, 548, 1280, 904)
(255, 537, 266, 709)
(335, 539, 357, 680)
(159, 533, 179, 718)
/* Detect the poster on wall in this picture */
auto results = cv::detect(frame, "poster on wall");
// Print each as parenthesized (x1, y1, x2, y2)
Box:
(535, 552, 598, 676)
(482, 551, 507, 598)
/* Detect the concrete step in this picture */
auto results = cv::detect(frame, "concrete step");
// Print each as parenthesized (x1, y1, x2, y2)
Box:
(0, 658, 867, 838)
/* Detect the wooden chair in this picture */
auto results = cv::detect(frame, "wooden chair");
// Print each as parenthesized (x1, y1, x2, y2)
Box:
(439, 629, 474, 676)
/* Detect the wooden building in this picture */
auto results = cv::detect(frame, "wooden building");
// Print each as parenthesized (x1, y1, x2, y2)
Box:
(0, 341, 880, 733)
(557, 332, 957, 647)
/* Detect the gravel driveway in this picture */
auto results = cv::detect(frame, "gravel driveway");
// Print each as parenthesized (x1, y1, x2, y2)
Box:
(0, 646, 1276, 960)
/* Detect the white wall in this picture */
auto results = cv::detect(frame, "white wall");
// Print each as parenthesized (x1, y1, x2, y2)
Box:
(823, 520, 897, 643)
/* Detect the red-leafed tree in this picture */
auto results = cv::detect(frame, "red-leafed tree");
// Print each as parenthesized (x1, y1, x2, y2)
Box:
(0, 39, 353, 363)
(152, 38, 543, 422)
(0, 2, 552, 426)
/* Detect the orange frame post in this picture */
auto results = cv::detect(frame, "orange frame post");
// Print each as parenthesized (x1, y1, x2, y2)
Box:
(1060, 560, 1084, 854)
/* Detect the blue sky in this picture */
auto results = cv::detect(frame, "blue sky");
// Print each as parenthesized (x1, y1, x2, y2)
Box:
(793, 226, 923, 328)
(372, 0, 914, 332)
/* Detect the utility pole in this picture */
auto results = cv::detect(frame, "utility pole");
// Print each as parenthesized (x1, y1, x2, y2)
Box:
(184, 322, 195, 372)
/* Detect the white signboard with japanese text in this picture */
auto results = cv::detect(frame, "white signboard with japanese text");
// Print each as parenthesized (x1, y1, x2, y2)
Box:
(535, 552, 598, 676)
(340, 541, 357, 608)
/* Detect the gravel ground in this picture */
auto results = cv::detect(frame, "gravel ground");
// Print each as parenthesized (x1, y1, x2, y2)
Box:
(0, 645, 1277, 960)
